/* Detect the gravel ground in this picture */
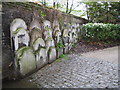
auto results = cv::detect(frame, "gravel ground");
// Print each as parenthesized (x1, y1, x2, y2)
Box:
(30, 53, 118, 88)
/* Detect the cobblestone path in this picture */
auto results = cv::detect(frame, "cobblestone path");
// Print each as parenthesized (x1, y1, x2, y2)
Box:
(30, 52, 118, 88)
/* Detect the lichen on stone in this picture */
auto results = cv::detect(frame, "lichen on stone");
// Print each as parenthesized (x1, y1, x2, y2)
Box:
(15, 46, 36, 76)
(48, 46, 56, 63)
(32, 37, 45, 51)
(35, 47, 47, 69)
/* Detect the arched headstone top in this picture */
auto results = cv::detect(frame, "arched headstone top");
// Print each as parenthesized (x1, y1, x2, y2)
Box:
(29, 19, 41, 32)
(10, 18, 27, 36)
(53, 20, 59, 29)
(13, 28, 30, 51)
(43, 20, 51, 29)
(33, 37, 45, 51)
(10, 18, 29, 51)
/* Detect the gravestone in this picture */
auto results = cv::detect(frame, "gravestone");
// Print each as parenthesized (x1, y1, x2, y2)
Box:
(48, 46, 56, 63)
(46, 37, 56, 62)
(43, 20, 52, 41)
(32, 37, 47, 69)
(35, 48, 47, 69)
(29, 19, 43, 46)
(16, 47, 36, 76)
(29, 19, 41, 32)
(53, 20, 63, 58)
(10, 18, 30, 51)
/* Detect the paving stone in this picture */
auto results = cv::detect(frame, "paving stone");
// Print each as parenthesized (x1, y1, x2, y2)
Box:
(30, 53, 118, 88)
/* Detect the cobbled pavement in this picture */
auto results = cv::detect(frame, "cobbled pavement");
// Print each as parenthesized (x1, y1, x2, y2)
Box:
(30, 53, 118, 88)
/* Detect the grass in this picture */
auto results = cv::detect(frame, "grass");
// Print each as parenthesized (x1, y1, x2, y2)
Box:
(55, 59, 61, 62)
(55, 54, 69, 62)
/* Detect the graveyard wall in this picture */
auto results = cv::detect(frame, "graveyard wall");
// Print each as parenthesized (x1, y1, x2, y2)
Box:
(2, 2, 88, 79)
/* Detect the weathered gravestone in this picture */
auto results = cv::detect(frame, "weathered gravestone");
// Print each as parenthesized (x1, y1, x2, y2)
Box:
(43, 20, 56, 63)
(10, 18, 36, 76)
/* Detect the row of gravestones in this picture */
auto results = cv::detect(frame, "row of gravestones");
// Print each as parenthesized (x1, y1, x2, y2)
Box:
(10, 18, 81, 76)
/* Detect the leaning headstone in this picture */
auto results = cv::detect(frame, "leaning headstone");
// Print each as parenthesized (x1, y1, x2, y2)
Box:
(63, 43, 69, 54)
(72, 30, 78, 43)
(76, 23, 81, 40)
(53, 20, 61, 42)
(45, 37, 56, 62)
(46, 37, 55, 52)
(53, 20, 63, 58)
(48, 46, 56, 63)
(10, 18, 27, 37)
(32, 37, 45, 51)
(57, 47, 63, 58)
(11, 26, 29, 51)
(29, 19, 41, 32)
(32, 37, 47, 69)
(30, 28, 43, 46)
(43, 29, 53, 41)
(29, 19, 43, 46)
(10, 18, 30, 51)
(56, 40, 64, 58)
(70, 24, 78, 43)
(68, 43, 73, 51)
(68, 30, 73, 43)
(16, 47, 36, 76)
(62, 24, 70, 53)
(54, 30, 61, 43)
(35, 48, 47, 69)
(62, 29, 69, 44)
(53, 20, 60, 30)
(43, 20, 53, 41)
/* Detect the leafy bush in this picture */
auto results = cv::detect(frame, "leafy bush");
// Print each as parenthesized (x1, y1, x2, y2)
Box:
(82, 23, 120, 41)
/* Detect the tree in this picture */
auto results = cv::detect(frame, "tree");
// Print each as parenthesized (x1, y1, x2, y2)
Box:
(25, 0, 87, 18)
(52, 0, 87, 17)
(84, 2, 120, 23)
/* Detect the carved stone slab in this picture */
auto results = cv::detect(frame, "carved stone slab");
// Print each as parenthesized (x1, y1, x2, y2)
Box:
(46, 37, 55, 52)
(29, 19, 41, 32)
(54, 30, 61, 43)
(12, 28, 30, 51)
(63, 43, 69, 54)
(10, 18, 29, 51)
(57, 47, 63, 58)
(30, 29, 43, 46)
(16, 47, 36, 76)
(29, 19, 43, 46)
(33, 37, 45, 51)
(35, 48, 47, 69)
(10, 18, 27, 37)
(48, 46, 56, 63)
(43, 20, 53, 41)
(32, 38, 47, 68)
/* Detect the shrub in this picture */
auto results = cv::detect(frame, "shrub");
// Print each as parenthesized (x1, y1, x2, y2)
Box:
(82, 23, 120, 41)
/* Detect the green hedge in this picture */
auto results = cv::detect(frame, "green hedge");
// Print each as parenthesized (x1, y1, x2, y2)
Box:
(82, 23, 120, 41)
